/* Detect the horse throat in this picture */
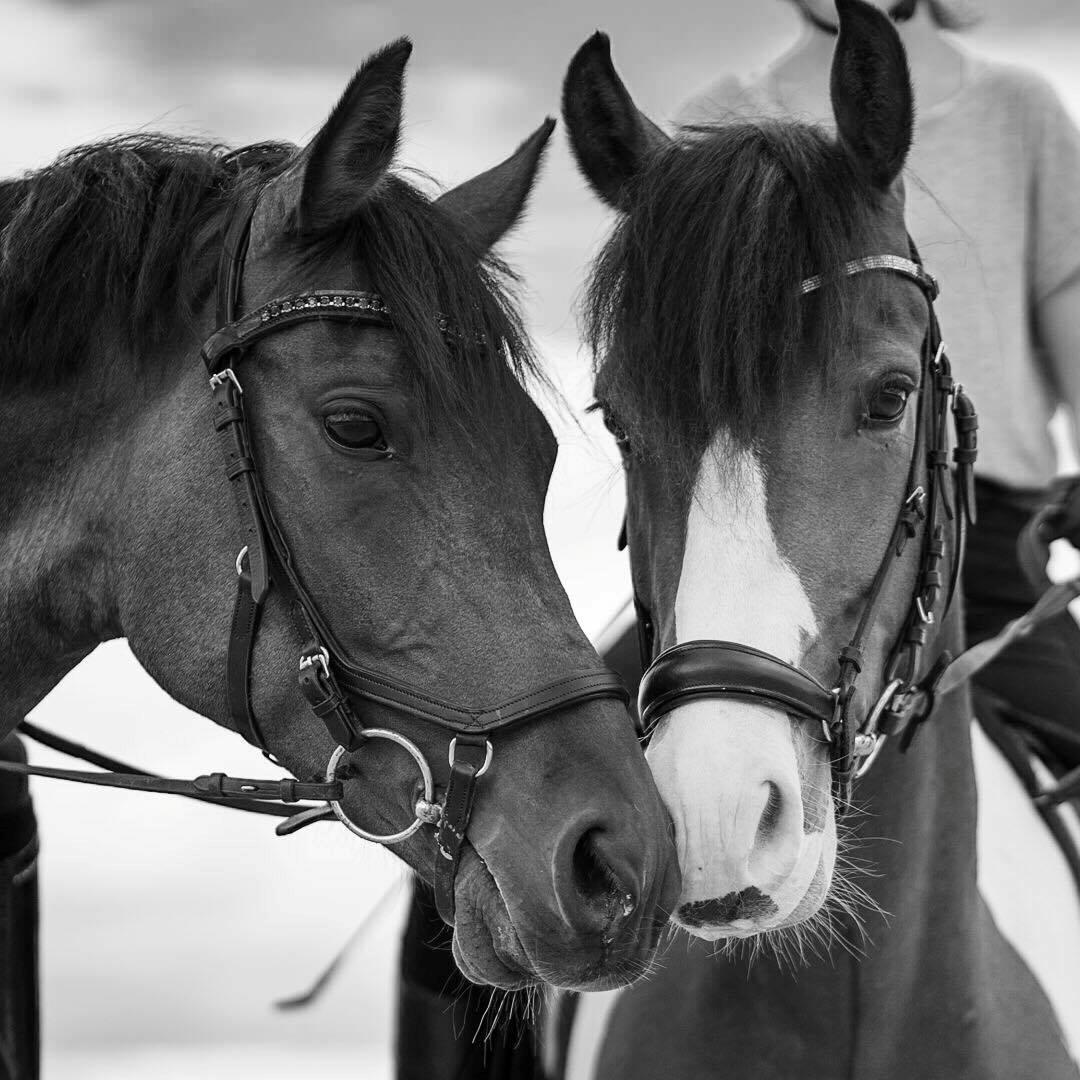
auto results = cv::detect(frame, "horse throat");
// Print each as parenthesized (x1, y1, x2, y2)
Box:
(0, 376, 130, 734)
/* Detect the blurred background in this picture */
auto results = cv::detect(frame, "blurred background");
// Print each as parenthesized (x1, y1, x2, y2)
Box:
(3, 0, 1078, 1076)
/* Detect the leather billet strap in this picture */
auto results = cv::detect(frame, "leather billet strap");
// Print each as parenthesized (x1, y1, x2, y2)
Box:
(434, 735, 492, 924)
(297, 646, 366, 752)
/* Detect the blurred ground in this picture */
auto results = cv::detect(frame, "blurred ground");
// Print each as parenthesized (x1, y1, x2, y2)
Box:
(4, 0, 1079, 1076)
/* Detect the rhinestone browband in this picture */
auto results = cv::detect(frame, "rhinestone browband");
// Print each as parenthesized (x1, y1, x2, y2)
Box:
(799, 255, 939, 299)
(259, 291, 392, 322)
(200, 289, 468, 369)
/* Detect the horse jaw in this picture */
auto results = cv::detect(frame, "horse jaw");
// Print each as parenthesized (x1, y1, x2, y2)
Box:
(646, 437, 837, 938)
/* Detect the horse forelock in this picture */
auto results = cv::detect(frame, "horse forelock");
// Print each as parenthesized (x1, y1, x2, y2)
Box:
(0, 136, 265, 389)
(588, 118, 884, 488)
(0, 136, 541, 445)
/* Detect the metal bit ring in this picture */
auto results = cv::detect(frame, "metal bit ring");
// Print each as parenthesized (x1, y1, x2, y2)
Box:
(326, 730, 436, 844)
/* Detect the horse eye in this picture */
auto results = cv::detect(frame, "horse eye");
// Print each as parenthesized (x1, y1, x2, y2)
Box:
(324, 411, 388, 451)
(865, 384, 911, 426)
(602, 411, 632, 454)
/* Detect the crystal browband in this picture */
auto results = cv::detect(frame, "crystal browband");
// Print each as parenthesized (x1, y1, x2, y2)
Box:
(799, 255, 939, 300)
(200, 288, 466, 369)
(258, 291, 395, 322)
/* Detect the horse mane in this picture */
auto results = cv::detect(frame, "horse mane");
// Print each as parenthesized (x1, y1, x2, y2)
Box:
(0, 134, 537, 431)
(587, 119, 884, 483)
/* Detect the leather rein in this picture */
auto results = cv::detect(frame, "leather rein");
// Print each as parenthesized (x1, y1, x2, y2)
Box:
(2, 147, 629, 924)
(631, 249, 982, 803)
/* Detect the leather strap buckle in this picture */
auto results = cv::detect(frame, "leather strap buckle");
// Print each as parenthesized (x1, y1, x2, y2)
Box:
(299, 646, 331, 680)
(209, 367, 243, 394)
(852, 678, 903, 779)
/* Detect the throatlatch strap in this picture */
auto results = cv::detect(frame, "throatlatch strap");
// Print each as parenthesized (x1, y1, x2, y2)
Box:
(434, 735, 491, 924)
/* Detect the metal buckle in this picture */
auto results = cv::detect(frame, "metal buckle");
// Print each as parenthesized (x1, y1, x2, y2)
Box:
(853, 678, 904, 779)
(299, 646, 330, 680)
(931, 341, 947, 371)
(916, 597, 935, 625)
(209, 367, 243, 394)
(905, 485, 926, 513)
(448, 737, 494, 779)
(822, 687, 840, 744)
(325, 733, 437, 844)
(235, 545, 249, 577)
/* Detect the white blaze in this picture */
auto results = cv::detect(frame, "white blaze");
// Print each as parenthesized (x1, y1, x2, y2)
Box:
(674, 441, 816, 657)
(648, 438, 831, 934)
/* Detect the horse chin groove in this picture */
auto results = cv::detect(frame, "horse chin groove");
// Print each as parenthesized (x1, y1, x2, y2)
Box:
(451, 843, 662, 991)
(451, 846, 538, 989)
(671, 836, 836, 944)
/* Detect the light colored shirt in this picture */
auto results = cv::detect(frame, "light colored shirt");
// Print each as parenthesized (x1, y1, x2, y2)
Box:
(677, 52, 1080, 487)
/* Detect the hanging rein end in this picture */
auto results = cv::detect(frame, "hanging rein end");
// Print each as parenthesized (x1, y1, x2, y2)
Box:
(892, 650, 952, 753)
(276, 804, 338, 836)
(952, 388, 979, 526)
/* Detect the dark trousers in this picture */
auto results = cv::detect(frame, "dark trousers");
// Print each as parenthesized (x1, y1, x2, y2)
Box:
(0, 735, 39, 1080)
(965, 477, 1080, 736)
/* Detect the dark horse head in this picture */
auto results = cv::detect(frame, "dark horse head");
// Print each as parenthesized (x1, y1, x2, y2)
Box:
(564, 0, 937, 939)
(0, 41, 678, 988)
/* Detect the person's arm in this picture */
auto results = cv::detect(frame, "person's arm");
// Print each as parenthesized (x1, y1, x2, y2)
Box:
(1028, 76, 1080, 414)
(1037, 275, 1080, 416)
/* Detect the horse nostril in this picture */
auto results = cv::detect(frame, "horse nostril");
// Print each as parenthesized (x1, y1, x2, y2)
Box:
(755, 780, 783, 843)
(570, 827, 637, 929)
(678, 887, 779, 927)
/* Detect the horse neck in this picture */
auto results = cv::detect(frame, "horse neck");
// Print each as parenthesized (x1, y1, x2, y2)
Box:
(843, 598, 984, 1046)
(0, 354, 160, 732)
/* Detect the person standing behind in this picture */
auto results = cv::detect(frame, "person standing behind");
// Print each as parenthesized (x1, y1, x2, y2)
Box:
(678, 0, 1080, 732)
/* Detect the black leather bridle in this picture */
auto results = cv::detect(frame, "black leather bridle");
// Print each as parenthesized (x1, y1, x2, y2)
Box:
(3, 147, 630, 925)
(630, 249, 979, 803)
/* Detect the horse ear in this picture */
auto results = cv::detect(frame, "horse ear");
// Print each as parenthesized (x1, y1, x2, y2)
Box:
(295, 38, 412, 235)
(562, 32, 670, 210)
(435, 118, 556, 251)
(830, 0, 913, 190)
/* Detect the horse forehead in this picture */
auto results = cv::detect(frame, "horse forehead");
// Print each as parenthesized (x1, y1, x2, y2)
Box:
(673, 437, 818, 663)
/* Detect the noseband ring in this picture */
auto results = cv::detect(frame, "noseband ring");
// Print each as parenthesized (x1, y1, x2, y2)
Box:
(327, 734, 437, 845)
(853, 678, 904, 779)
